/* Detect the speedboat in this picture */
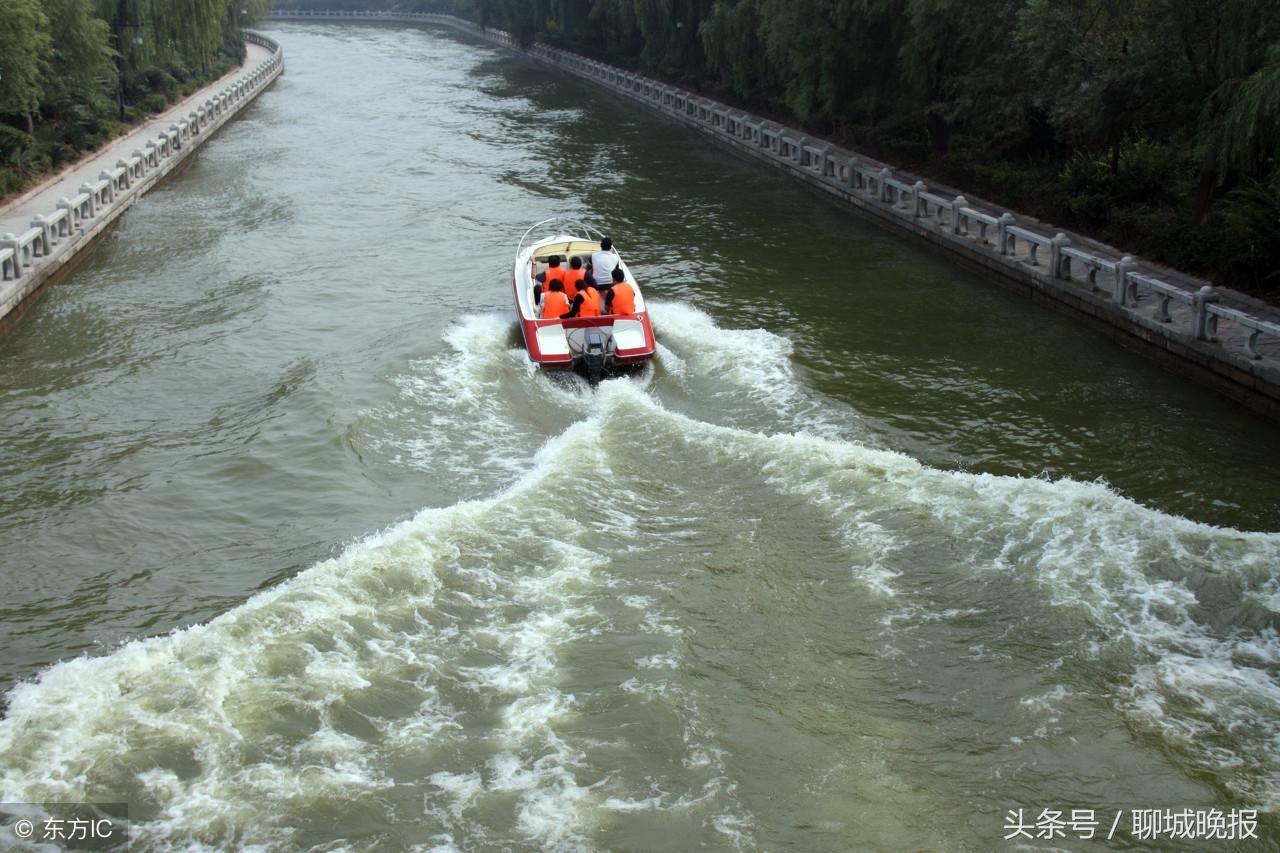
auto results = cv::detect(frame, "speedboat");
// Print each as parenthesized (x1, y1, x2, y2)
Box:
(513, 218, 656, 381)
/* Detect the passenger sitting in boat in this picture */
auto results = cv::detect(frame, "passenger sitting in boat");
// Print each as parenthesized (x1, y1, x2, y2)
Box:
(589, 238, 620, 288)
(540, 280, 571, 319)
(564, 256, 587, 299)
(605, 267, 635, 315)
(562, 280, 601, 318)
(534, 255, 566, 305)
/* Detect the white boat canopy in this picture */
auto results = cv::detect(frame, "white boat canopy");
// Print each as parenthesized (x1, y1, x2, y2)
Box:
(530, 240, 600, 260)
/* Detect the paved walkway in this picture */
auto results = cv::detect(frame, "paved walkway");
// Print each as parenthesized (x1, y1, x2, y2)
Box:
(0, 42, 272, 236)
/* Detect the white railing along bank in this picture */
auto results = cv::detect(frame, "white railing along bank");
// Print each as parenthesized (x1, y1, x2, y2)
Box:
(0, 33, 285, 290)
(267, 10, 1280, 379)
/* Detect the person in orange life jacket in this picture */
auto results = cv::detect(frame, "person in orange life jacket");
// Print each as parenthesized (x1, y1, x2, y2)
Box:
(563, 256, 587, 299)
(534, 256, 567, 305)
(540, 280, 571, 318)
(562, 279, 601, 318)
(605, 266, 636, 315)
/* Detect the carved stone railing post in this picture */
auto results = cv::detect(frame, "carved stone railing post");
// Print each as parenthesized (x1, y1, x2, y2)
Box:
(912, 181, 927, 217)
(1113, 256, 1137, 305)
(1050, 233, 1070, 278)
(29, 216, 51, 256)
(996, 213, 1015, 256)
(58, 198, 76, 230)
(951, 196, 967, 235)
(1194, 286, 1219, 341)
(79, 184, 97, 218)
(1, 234, 22, 276)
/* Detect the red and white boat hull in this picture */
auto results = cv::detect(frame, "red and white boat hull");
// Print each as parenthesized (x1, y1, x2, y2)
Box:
(511, 221, 656, 375)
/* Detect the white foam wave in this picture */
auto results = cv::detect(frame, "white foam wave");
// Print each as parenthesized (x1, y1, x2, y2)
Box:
(649, 300, 867, 439)
(580, 383, 1280, 805)
(4, 326, 1280, 839)
(0, 421, 623, 846)
(362, 312, 540, 489)
(651, 301, 796, 395)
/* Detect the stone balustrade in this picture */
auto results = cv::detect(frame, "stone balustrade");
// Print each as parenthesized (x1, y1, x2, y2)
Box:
(0, 230, 41, 279)
(1204, 304, 1280, 361)
(265, 10, 1280, 414)
(0, 33, 284, 291)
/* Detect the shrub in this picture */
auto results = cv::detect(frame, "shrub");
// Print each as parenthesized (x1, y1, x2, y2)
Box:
(0, 125, 35, 162)
(144, 68, 179, 97)
(0, 170, 26, 198)
(142, 93, 170, 114)
(866, 112, 930, 166)
(1212, 177, 1280, 292)
(45, 141, 76, 166)
(0, 126, 51, 182)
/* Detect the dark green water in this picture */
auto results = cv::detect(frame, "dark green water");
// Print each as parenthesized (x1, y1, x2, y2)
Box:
(0, 22, 1277, 850)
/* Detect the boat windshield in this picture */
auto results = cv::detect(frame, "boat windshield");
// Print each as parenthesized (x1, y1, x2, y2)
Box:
(531, 239, 599, 262)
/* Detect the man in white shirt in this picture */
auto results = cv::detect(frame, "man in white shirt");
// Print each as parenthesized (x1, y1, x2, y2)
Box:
(589, 237, 620, 289)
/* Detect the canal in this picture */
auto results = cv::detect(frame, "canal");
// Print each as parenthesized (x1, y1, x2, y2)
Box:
(1, 21, 1277, 850)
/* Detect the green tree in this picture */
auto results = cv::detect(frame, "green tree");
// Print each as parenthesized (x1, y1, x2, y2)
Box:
(752, 0, 908, 128)
(898, 0, 1020, 155)
(1014, 0, 1170, 176)
(0, 0, 52, 132)
(542, 0, 596, 45)
(1200, 47, 1280, 181)
(1217, 172, 1280, 290)
(42, 0, 117, 115)
(701, 0, 773, 102)
(632, 0, 711, 75)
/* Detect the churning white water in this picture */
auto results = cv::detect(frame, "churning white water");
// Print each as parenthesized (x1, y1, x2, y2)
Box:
(3, 302, 1279, 849)
(2, 22, 1278, 851)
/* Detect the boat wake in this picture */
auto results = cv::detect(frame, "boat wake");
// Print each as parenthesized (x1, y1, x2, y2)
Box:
(2, 301, 1278, 849)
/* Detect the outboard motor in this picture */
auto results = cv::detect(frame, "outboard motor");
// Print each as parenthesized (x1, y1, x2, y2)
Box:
(582, 328, 607, 383)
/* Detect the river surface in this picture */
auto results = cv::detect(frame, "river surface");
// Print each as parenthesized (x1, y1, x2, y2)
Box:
(1, 21, 1279, 851)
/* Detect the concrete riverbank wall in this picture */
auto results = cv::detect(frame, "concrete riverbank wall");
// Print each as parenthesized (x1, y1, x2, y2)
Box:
(0, 33, 285, 338)
(311, 14, 1280, 418)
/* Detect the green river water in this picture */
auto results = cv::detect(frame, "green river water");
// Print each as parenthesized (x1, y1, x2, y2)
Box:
(1, 21, 1278, 851)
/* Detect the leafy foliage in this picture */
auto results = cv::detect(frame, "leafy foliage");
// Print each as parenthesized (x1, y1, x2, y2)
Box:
(1201, 44, 1280, 182)
(0, 0, 271, 199)
(10, 0, 1276, 292)
(0, 0, 52, 123)
(43, 0, 117, 114)
(455, 0, 1280, 294)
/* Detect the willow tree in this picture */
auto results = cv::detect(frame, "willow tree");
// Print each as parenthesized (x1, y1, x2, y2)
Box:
(1201, 47, 1280, 182)
(476, 0, 547, 45)
(630, 0, 712, 75)
(95, 0, 148, 116)
(0, 0, 51, 133)
(745, 0, 909, 128)
(700, 0, 772, 102)
(585, 0, 643, 59)
(898, 0, 1021, 155)
(543, 0, 596, 45)
(1013, 0, 1172, 178)
(170, 0, 233, 70)
(1191, 0, 1280, 220)
(42, 0, 117, 116)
